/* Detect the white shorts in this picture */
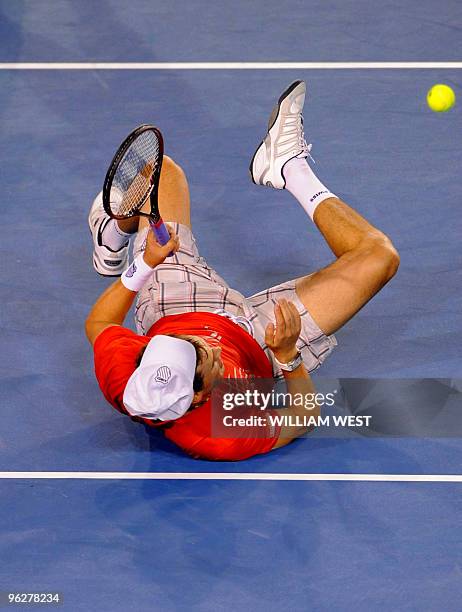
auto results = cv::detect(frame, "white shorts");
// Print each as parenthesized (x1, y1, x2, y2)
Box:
(134, 224, 337, 379)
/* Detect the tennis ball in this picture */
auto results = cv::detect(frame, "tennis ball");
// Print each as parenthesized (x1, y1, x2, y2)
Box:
(427, 84, 456, 112)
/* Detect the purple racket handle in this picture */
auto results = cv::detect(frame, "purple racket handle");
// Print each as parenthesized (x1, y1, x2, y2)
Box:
(149, 218, 174, 257)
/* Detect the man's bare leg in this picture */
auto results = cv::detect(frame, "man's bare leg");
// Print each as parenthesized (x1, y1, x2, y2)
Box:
(294, 196, 400, 336)
(138, 155, 191, 232)
(249, 79, 399, 337)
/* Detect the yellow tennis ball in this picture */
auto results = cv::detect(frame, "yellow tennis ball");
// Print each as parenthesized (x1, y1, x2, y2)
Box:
(427, 84, 456, 112)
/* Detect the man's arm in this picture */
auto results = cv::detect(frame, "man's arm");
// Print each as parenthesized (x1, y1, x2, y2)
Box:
(264, 299, 320, 450)
(271, 361, 319, 449)
(85, 226, 179, 346)
(85, 280, 138, 346)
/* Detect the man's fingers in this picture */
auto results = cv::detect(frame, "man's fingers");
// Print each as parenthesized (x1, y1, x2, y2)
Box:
(151, 224, 179, 249)
(147, 224, 180, 258)
(265, 322, 275, 346)
(278, 299, 294, 333)
(274, 301, 286, 337)
(286, 300, 301, 333)
(272, 299, 302, 343)
(274, 299, 302, 339)
(161, 233, 179, 254)
(165, 225, 180, 252)
(288, 300, 302, 332)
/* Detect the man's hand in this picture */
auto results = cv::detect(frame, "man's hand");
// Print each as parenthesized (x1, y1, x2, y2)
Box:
(142, 224, 180, 268)
(265, 299, 302, 363)
(85, 225, 179, 346)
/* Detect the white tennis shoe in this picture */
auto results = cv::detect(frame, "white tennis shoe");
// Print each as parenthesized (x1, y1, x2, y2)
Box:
(88, 191, 129, 276)
(250, 80, 313, 189)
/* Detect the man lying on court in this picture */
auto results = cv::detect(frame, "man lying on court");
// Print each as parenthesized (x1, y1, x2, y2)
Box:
(85, 81, 399, 461)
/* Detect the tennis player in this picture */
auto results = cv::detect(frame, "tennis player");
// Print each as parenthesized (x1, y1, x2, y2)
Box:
(85, 81, 399, 461)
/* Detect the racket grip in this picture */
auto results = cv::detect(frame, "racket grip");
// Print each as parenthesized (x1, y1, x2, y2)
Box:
(149, 218, 174, 256)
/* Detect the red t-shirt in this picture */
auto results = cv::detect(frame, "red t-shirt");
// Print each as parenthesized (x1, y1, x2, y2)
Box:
(93, 312, 282, 461)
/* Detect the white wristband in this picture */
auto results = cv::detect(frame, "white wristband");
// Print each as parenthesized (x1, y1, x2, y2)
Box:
(121, 254, 153, 292)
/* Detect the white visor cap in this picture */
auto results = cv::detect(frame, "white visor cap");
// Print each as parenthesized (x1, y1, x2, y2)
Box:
(123, 335, 197, 422)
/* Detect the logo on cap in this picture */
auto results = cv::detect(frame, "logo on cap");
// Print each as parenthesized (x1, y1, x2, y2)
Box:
(155, 366, 172, 384)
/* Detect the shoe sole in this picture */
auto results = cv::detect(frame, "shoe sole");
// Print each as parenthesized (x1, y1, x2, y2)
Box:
(249, 80, 304, 186)
(88, 210, 125, 277)
(92, 253, 124, 277)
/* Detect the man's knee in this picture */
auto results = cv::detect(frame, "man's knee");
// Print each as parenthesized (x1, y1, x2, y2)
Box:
(365, 231, 400, 282)
(163, 155, 186, 180)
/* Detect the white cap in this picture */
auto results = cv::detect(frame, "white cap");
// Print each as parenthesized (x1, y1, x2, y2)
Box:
(123, 335, 197, 421)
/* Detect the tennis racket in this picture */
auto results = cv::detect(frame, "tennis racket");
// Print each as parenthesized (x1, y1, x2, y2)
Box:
(102, 124, 171, 248)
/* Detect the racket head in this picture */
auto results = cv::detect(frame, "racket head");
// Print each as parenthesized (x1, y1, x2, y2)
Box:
(102, 124, 164, 221)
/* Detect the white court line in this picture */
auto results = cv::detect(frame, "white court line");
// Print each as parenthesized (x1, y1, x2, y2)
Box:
(0, 472, 461, 482)
(0, 62, 461, 70)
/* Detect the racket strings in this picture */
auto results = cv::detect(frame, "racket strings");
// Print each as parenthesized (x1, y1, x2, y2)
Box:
(110, 130, 160, 217)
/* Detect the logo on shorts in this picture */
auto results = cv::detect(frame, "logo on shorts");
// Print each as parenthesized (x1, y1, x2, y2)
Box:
(155, 366, 172, 384)
(125, 261, 137, 277)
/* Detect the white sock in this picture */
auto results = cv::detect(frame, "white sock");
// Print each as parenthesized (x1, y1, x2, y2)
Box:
(283, 157, 337, 220)
(101, 219, 132, 251)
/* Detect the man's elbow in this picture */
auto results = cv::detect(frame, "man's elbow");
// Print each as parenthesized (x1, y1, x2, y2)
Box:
(84, 318, 107, 346)
(84, 317, 91, 342)
(271, 404, 321, 450)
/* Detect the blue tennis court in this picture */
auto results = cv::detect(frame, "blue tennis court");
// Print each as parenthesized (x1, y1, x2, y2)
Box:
(1, 1, 461, 610)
